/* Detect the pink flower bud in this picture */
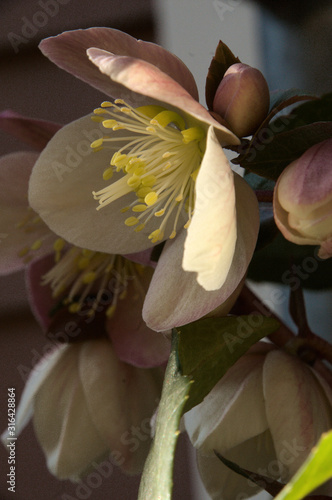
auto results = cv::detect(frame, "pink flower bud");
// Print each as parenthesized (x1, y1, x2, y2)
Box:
(212, 63, 270, 137)
(274, 139, 332, 258)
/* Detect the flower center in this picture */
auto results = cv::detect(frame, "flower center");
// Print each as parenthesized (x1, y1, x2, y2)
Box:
(90, 100, 205, 243)
(43, 239, 145, 319)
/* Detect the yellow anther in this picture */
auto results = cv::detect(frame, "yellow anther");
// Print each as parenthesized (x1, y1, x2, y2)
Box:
(91, 138, 103, 149)
(53, 238, 65, 252)
(125, 217, 139, 227)
(133, 166, 145, 176)
(181, 126, 205, 143)
(92, 146, 104, 153)
(184, 220, 191, 229)
(106, 304, 116, 318)
(111, 152, 127, 167)
(101, 101, 113, 107)
(154, 209, 165, 217)
(120, 207, 130, 213)
(113, 124, 125, 130)
(169, 230, 176, 239)
(162, 152, 172, 158)
(18, 247, 29, 257)
(145, 192, 158, 206)
(136, 187, 152, 198)
(134, 224, 145, 232)
(102, 119, 118, 129)
(69, 303, 81, 313)
(78, 257, 90, 269)
(31, 239, 42, 251)
(148, 229, 164, 243)
(142, 175, 156, 187)
(151, 110, 186, 131)
(93, 108, 105, 115)
(132, 204, 148, 213)
(146, 126, 156, 133)
(175, 194, 183, 202)
(120, 107, 131, 114)
(136, 105, 166, 119)
(91, 116, 104, 123)
(103, 167, 114, 181)
(191, 168, 200, 181)
(82, 271, 96, 284)
(163, 162, 172, 170)
(127, 176, 141, 189)
(114, 99, 125, 104)
(82, 249, 93, 257)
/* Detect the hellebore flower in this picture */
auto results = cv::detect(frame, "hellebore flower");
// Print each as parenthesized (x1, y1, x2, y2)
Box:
(184, 342, 332, 499)
(28, 27, 259, 291)
(274, 138, 332, 259)
(1, 338, 164, 480)
(0, 114, 170, 367)
(212, 63, 270, 138)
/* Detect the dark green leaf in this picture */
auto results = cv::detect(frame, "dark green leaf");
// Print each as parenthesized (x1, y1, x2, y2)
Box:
(205, 40, 241, 110)
(248, 233, 332, 289)
(233, 121, 332, 180)
(176, 316, 279, 413)
(268, 89, 316, 116)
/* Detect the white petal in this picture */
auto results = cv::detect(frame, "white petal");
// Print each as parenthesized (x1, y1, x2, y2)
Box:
(28, 115, 170, 254)
(1, 346, 67, 444)
(32, 344, 108, 480)
(185, 343, 274, 452)
(182, 127, 237, 290)
(196, 430, 276, 500)
(79, 339, 163, 474)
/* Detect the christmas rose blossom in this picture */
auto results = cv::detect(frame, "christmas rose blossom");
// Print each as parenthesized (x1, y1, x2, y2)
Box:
(274, 138, 332, 259)
(184, 342, 332, 499)
(28, 27, 259, 291)
(0, 114, 169, 366)
(1, 339, 164, 481)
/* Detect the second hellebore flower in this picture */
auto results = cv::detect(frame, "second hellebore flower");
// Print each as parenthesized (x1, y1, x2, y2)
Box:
(1, 339, 164, 480)
(28, 28, 259, 291)
(184, 342, 332, 499)
(274, 138, 332, 259)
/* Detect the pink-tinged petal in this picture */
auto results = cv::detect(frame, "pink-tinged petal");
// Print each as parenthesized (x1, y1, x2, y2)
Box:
(107, 266, 170, 367)
(183, 127, 259, 291)
(25, 254, 56, 330)
(28, 115, 177, 254)
(40, 27, 199, 101)
(0, 152, 55, 274)
(87, 48, 239, 145)
(143, 173, 259, 331)
(0, 110, 62, 150)
(33, 343, 109, 480)
(1, 346, 67, 442)
(263, 350, 332, 479)
(79, 339, 163, 474)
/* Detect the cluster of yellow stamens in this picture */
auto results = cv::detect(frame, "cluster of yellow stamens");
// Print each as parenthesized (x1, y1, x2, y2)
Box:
(43, 239, 145, 319)
(90, 99, 205, 243)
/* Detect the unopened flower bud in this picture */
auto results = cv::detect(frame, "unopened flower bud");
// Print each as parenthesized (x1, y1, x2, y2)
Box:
(274, 139, 332, 259)
(213, 63, 270, 137)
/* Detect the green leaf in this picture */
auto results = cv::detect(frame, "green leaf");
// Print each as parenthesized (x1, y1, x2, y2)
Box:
(205, 40, 241, 110)
(271, 92, 332, 132)
(233, 121, 332, 180)
(275, 431, 332, 500)
(138, 335, 192, 500)
(248, 233, 332, 289)
(176, 315, 279, 413)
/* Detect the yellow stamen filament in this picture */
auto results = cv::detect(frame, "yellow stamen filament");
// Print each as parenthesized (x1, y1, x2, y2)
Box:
(90, 99, 206, 243)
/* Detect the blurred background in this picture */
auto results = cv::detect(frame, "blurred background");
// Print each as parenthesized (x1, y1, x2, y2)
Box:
(1, 0, 331, 499)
